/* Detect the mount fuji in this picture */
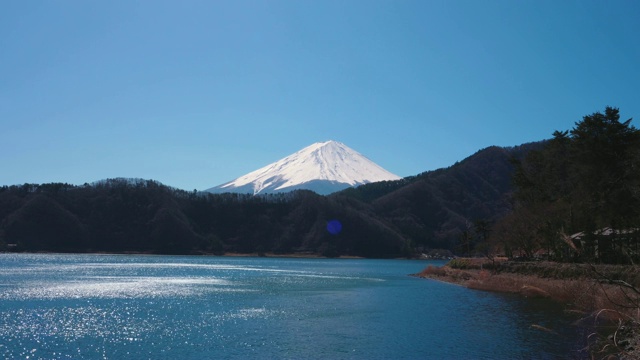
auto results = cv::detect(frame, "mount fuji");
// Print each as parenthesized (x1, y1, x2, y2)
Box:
(205, 140, 401, 195)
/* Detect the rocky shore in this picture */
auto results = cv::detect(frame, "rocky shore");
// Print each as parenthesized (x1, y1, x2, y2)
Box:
(413, 258, 640, 360)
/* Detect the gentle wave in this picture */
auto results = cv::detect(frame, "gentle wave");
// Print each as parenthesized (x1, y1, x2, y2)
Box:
(0, 276, 241, 300)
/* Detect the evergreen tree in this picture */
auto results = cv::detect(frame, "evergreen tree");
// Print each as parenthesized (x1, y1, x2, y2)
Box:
(503, 107, 640, 263)
(569, 107, 640, 230)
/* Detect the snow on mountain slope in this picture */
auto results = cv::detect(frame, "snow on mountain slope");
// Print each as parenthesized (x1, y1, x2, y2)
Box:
(205, 140, 401, 195)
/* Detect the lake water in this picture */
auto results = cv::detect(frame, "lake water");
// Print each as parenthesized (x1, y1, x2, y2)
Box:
(0, 254, 587, 359)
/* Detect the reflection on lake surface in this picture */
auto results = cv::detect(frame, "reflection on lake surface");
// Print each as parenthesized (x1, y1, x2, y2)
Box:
(0, 254, 586, 359)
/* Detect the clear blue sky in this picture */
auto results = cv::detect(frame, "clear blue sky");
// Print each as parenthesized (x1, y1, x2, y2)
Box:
(2, 0, 639, 191)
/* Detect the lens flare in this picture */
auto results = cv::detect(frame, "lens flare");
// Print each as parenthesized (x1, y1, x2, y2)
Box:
(326, 220, 342, 235)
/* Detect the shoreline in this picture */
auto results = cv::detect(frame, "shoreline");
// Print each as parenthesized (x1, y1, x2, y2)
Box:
(413, 259, 640, 308)
(0, 250, 371, 260)
(413, 259, 640, 359)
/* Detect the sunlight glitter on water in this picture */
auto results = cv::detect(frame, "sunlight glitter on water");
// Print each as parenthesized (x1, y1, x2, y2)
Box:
(213, 307, 286, 321)
(0, 304, 167, 360)
(0, 254, 586, 359)
(0, 276, 239, 300)
(1, 255, 388, 302)
(8, 262, 311, 274)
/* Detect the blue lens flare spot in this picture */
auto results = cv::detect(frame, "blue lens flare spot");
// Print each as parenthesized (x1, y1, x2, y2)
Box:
(327, 220, 342, 235)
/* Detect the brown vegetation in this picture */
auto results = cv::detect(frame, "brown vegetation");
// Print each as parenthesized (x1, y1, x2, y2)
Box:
(414, 259, 640, 359)
(417, 259, 640, 315)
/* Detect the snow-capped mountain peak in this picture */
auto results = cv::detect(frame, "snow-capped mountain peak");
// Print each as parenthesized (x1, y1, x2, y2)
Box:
(205, 140, 401, 195)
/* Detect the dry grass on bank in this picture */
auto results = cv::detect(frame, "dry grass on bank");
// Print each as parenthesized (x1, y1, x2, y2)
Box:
(417, 260, 638, 316)
(416, 259, 640, 359)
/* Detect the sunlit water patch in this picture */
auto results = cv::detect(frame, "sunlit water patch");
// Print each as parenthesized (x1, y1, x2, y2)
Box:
(1, 276, 236, 300)
(0, 254, 588, 359)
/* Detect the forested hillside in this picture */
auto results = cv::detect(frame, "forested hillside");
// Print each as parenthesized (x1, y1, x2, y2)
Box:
(339, 143, 540, 250)
(0, 143, 538, 257)
(490, 107, 640, 264)
(0, 180, 406, 257)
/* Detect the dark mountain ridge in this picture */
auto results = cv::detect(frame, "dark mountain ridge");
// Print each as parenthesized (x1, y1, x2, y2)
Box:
(336, 142, 543, 249)
(0, 142, 543, 257)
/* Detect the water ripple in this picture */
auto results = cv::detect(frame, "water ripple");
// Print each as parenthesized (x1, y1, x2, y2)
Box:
(0, 276, 237, 300)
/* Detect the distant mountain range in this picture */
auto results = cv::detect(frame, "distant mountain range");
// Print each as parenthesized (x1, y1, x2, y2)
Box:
(0, 141, 544, 257)
(206, 140, 401, 195)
